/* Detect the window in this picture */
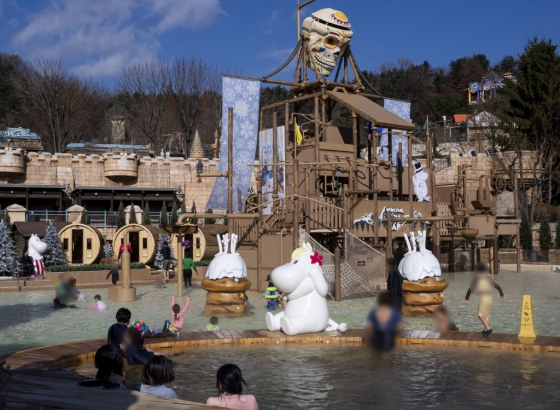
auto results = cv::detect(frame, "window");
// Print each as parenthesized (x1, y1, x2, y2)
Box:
(196, 237, 201, 249)
(63, 238, 69, 250)
(143, 238, 148, 249)
(87, 238, 92, 250)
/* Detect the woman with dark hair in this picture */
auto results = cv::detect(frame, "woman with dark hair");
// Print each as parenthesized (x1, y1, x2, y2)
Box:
(121, 327, 155, 365)
(364, 290, 403, 351)
(206, 364, 258, 409)
(94, 344, 125, 387)
(170, 294, 190, 329)
(140, 356, 178, 399)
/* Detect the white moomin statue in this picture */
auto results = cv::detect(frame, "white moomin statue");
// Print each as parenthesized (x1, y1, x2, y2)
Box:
(412, 162, 431, 202)
(28, 234, 48, 276)
(398, 230, 441, 282)
(266, 242, 347, 335)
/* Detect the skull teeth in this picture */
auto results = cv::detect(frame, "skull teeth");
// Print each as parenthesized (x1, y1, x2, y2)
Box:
(313, 54, 336, 70)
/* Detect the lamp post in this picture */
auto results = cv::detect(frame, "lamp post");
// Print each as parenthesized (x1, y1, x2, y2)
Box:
(161, 223, 199, 297)
(108, 227, 137, 302)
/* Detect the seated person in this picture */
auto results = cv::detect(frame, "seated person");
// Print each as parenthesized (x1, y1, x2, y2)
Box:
(89, 295, 107, 310)
(140, 356, 178, 399)
(107, 308, 131, 347)
(207, 364, 258, 409)
(20, 251, 35, 276)
(433, 305, 459, 333)
(121, 328, 155, 366)
(364, 291, 403, 351)
(92, 344, 126, 388)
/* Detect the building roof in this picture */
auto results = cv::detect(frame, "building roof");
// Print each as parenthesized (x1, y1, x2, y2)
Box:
(0, 128, 40, 140)
(453, 114, 470, 124)
(13, 221, 70, 237)
(66, 143, 148, 151)
(74, 186, 178, 192)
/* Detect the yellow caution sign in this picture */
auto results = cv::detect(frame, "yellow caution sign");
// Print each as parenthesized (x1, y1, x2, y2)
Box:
(518, 295, 536, 339)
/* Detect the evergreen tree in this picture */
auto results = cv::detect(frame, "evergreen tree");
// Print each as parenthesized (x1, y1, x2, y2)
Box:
(191, 201, 198, 224)
(142, 202, 151, 225)
(159, 200, 168, 227)
(170, 202, 178, 226)
(556, 207, 560, 249)
(204, 208, 216, 224)
(3, 208, 12, 230)
(43, 221, 67, 266)
(154, 234, 175, 269)
(117, 201, 126, 230)
(103, 243, 114, 259)
(129, 203, 138, 224)
(539, 211, 553, 251)
(80, 208, 88, 224)
(180, 201, 187, 214)
(520, 207, 533, 251)
(0, 220, 16, 276)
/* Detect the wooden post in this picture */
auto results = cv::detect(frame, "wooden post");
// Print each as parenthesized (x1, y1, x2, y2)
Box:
(334, 247, 341, 301)
(272, 111, 278, 200)
(305, 165, 310, 235)
(293, 159, 299, 250)
(388, 130, 393, 201)
(426, 126, 436, 214)
(176, 234, 183, 297)
(373, 126, 379, 245)
(386, 213, 393, 280)
(493, 236, 500, 275)
(257, 182, 263, 291)
(227, 107, 234, 235)
(350, 111, 358, 227)
(408, 132, 413, 216)
(513, 172, 521, 273)
(398, 142, 403, 201)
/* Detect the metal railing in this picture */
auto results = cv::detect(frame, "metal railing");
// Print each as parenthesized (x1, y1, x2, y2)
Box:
(26, 210, 67, 222)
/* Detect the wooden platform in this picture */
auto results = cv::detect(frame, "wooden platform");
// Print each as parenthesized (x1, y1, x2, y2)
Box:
(3, 329, 560, 409)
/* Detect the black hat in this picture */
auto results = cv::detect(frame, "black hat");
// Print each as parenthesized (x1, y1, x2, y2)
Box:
(413, 162, 423, 174)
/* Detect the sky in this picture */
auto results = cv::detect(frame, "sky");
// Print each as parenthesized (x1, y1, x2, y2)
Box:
(0, 0, 559, 86)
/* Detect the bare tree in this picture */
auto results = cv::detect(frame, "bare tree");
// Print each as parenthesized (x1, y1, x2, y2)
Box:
(15, 59, 106, 153)
(116, 59, 171, 153)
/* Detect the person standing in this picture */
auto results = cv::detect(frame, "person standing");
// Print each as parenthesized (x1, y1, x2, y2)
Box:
(106, 261, 119, 285)
(182, 250, 198, 288)
(465, 262, 504, 336)
(162, 241, 173, 282)
(386, 257, 403, 310)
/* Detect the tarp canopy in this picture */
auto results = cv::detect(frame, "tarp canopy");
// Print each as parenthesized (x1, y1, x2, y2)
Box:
(327, 91, 414, 131)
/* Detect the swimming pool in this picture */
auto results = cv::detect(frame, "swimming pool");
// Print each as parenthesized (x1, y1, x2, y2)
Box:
(72, 343, 560, 409)
(1, 267, 559, 355)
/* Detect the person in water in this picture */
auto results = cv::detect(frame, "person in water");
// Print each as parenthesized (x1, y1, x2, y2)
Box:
(107, 308, 131, 347)
(206, 316, 220, 331)
(171, 294, 190, 329)
(121, 327, 155, 366)
(433, 305, 459, 333)
(140, 355, 178, 399)
(386, 257, 403, 310)
(182, 250, 198, 288)
(206, 364, 258, 409)
(262, 286, 282, 310)
(90, 294, 107, 310)
(94, 344, 126, 388)
(465, 262, 504, 336)
(106, 261, 119, 285)
(364, 291, 403, 351)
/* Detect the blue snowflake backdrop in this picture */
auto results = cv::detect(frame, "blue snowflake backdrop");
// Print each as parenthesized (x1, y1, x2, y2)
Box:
(378, 99, 411, 167)
(206, 77, 261, 212)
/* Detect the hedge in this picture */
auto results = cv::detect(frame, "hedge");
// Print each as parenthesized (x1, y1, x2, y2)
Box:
(194, 260, 210, 266)
(48, 263, 146, 272)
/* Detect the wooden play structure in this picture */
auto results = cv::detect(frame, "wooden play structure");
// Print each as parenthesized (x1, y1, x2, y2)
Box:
(58, 223, 103, 265)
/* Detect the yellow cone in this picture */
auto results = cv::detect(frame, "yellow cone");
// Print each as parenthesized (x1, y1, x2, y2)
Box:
(518, 295, 536, 339)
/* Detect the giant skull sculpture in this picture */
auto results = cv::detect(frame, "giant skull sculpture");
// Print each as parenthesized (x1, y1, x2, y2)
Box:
(302, 9, 353, 77)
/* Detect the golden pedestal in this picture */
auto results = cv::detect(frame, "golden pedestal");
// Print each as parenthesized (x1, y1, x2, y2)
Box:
(108, 286, 137, 302)
(201, 278, 251, 315)
(402, 277, 449, 316)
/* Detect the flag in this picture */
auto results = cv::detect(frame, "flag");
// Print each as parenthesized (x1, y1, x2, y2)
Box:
(421, 117, 428, 132)
(295, 120, 303, 145)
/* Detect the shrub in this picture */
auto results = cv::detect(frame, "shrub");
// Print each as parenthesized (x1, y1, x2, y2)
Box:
(48, 263, 146, 272)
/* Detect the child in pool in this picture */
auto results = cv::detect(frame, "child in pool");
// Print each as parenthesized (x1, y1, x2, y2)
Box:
(89, 295, 107, 310)
(140, 356, 178, 399)
(206, 364, 258, 409)
(94, 344, 126, 388)
(171, 294, 190, 329)
(206, 316, 220, 331)
(465, 262, 505, 336)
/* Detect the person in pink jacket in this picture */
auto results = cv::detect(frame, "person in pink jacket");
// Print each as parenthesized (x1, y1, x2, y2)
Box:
(171, 294, 190, 329)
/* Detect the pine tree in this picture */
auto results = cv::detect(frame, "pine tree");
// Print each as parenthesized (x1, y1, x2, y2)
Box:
(170, 202, 178, 226)
(204, 208, 216, 224)
(43, 221, 67, 266)
(80, 208, 88, 224)
(159, 200, 168, 227)
(0, 220, 16, 275)
(154, 234, 175, 269)
(191, 201, 198, 224)
(103, 243, 114, 259)
(539, 211, 553, 252)
(117, 202, 126, 230)
(3, 208, 12, 230)
(520, 207, 533, 251)
(129, 203, 138, 224)
(180, 201, 187, 214)
(142, 202, 151, 225)
(556, 207, 560, 249)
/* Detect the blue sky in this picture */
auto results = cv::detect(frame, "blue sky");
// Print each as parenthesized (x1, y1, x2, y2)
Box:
(0, 0, 558, 85)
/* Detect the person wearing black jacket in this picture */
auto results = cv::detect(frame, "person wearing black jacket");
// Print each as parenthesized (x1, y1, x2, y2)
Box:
(20, 251, 35, 276)
(161, 242, 174, 282)
(386, 257, 403, 310)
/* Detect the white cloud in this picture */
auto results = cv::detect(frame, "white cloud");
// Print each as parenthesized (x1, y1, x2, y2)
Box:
(10, 0, 223, 78)
(259, 47, 294, 60)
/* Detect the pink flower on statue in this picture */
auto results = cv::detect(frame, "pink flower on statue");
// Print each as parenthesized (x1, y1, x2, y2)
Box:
(310, 252, 323, 266)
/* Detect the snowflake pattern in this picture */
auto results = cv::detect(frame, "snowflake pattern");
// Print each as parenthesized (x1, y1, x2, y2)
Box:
(378, 99, 412, 166)
(207, 77, 260, 212)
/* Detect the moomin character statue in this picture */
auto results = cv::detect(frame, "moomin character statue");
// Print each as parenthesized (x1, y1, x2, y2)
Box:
(266, 242, 347, 335)
(28, 234, 48, 276)
(412, 162, 431, 202)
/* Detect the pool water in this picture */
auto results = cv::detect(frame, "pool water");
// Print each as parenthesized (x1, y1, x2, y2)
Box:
(73, 343, 560, 409)
(1, 268, 560, 355)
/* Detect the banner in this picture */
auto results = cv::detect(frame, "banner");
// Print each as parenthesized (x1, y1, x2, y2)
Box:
(259, 126, 285, 215)
(206, 77, 261, 212)
(378, 99, 411, 166)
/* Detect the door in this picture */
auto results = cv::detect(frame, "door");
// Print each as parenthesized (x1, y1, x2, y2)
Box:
(129, 232, 140, 263)
(72, 230, 83, 264)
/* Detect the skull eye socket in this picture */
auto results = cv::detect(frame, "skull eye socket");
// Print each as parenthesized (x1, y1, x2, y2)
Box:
(325, 37, 338, 48)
